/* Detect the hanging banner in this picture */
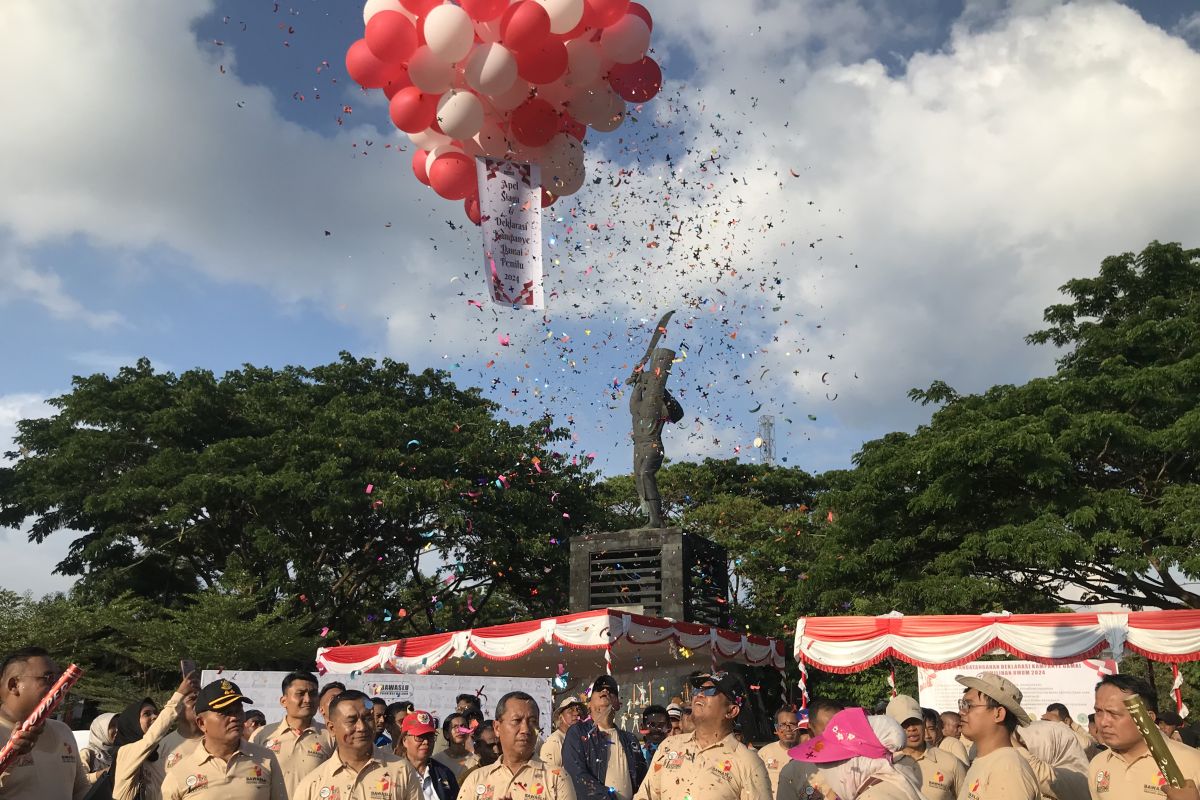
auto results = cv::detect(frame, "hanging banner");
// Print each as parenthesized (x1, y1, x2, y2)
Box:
(201, 669, 551, 727)
(917, 658, 1117, 725)
(477, 157, 544, 309)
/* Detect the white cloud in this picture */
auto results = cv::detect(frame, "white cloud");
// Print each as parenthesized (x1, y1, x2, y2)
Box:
(0, 242, 123, 329)
(0, 394, 77, 595)
(1, 0, 1198, 472)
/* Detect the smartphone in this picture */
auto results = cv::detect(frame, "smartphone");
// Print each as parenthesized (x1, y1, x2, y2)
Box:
(180, 659, 198, 678)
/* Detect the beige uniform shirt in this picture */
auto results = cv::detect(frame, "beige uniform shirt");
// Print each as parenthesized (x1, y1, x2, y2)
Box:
(431, 748, 478, 783)
(906, 746, 966, 800)
(540, 730, 566, 769)
(294, 749, 421, 800)
(757, 741, 792, 796)
(113, 691, 185, 800)
(774, 757, 826, 800)
(633, 732, 772, 800)
(160, 740, 287, 800)
(1066, 723, 1095, 756)
(457, 757, 576, 800)
(940, 737, 970, 766)
(1088, 738, 1200, 799)
(0, 717, 90, 799)
(603, 728, 634, 800)
(161, 730, 202, 771)
(251, 718, 336, 796)
(959, 746, 1040, 800)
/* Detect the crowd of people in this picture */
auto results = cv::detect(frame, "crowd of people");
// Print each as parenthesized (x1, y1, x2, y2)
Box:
(1, 645, 1199, 800)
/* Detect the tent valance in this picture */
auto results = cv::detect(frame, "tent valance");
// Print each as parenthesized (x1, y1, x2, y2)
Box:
(318, 609, 786, 676)
(793, 610, 1200, 674)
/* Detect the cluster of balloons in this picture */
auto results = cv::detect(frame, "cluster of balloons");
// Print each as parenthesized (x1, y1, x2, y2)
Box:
(347, 0, 661, 224)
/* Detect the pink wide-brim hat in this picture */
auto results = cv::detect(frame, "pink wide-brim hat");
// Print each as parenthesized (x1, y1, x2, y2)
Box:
(788, 707, 891, 763)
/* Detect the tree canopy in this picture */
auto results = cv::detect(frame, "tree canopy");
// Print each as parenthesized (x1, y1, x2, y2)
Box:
(0, 354, 600, 642)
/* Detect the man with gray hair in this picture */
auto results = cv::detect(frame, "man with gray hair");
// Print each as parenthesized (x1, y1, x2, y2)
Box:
(457, 692, 576, 800)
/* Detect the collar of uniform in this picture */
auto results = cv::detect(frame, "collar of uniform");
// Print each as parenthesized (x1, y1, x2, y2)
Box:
(1101, 745, 1153, 767)
(489, 757, 545, 781)
(193, 741, 249, 767)
(686, 731, 739, 753)
(274, 719, 319, 737)
(329, 748, 389, 774)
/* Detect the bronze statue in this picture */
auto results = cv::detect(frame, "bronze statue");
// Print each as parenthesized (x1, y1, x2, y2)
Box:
(628, 312, 684, 528)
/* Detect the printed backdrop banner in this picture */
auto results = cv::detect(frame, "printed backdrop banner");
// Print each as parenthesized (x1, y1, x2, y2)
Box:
(917, 658, 1117, 724)
(477, 158, 544, 309)
(201, 670, 551, 727)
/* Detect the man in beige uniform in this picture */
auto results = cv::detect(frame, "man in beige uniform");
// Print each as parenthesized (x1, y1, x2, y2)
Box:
(541, 697, 585, 769)
(757, 708, 800, 796)
(295, 690, 420, 800)
(160, 678, 287, 800)
(886, 695, 965, 800)
(1089, 674, 1200, 799)
(250, 670, 335, 796)
(1042, 704, 1097, 755)
(777, 699, 843, 800)
(0, 647, 90, 799)
(634, 672, 771, 800)
(459, 691, 576, 800)
(924, 709, 970, 766)
(955, 672, 1039, 800)
(160, 684, 202, 771)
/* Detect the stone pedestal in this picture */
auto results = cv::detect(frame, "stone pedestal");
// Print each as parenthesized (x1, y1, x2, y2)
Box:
(569, 528, 729, 626)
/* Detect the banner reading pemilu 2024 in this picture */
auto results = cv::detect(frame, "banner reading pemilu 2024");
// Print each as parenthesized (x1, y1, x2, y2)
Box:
(917, 658, 1117, 724)
(477, 157, 544, 310)
(200, 669, 552, 726)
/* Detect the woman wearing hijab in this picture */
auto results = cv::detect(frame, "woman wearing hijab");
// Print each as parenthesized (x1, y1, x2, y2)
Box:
(111, 673, 198, 800)
(1014, 720, 1090, 800)
(789, 707, 923, 800)
(80, 712, 118, 782)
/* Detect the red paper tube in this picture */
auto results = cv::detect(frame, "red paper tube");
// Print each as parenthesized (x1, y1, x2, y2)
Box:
(0, 664, 84, 776)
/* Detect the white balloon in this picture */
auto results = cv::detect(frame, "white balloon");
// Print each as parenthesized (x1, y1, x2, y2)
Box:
(409, 127, 453, 150)
(568, 84, 615, 126)
(474, 18, 503, 43)
(535, 0, 584, 35)
(542, 133, 583, 174)
(408, 46, 455, 94)
(600, 14, 650, 64)
(427, 144, 466, 177)
(437, 90, 486, 140)
(363, 0, 412, 25)
(471, 120, 511, 159)
(591, 90, 625, 131)
(464, 43, 518, 96)
(423, 5, 475, 64)
(564, 39, 602, 87)
(491, 78, 532, 111)
(534, 78, 572, 110)
(546, 156, 585, 196)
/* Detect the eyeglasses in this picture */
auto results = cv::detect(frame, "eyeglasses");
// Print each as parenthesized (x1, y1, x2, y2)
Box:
(696, 686, 721, 697)
(957, 699, 991, 713)
(776, 722, 799, 729)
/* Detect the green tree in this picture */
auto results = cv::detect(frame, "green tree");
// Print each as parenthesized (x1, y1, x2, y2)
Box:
(796, 241, 1200, 613)
(0, 354, 600, 641)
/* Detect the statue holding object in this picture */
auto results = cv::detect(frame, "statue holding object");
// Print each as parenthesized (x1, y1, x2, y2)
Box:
(627, 311, 684, 528)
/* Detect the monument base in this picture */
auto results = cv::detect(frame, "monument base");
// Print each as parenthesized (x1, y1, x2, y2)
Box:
(568, 528, 729, 626)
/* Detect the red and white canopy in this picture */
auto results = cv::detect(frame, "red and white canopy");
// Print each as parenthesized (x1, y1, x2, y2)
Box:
(318, 609, 785, 677)
(794, 610, 1200, 673)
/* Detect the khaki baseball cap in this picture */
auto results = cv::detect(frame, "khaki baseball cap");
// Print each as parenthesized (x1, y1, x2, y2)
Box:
(955, 672, 1032, 726)
(885, 694, 924, 726)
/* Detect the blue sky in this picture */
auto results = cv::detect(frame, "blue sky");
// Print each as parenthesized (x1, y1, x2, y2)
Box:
(2, 0, 1199, 594)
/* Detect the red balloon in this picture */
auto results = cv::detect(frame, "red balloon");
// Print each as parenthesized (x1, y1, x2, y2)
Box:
(510, 97, 560, 147)
(626, 2, 652, 31)
(346, 39, 406, 89)
(585, 0, 630, 28)
(365, 11, 418, 64)
(516, 38, 568, 84)
(389, 87, 440, 133)
(541, 188, 557, 207)
(461, 0, 509, 23)
(413, 149, 431, 186)
(560, 114, 586, 141)
(402, 0, 442, 15)
(429, 152, 477, 200)
(501, 1, 551, 53)
(464, 194, 482, 225)
(383, 69, 413, 99)
(607, 56, 661, 102)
